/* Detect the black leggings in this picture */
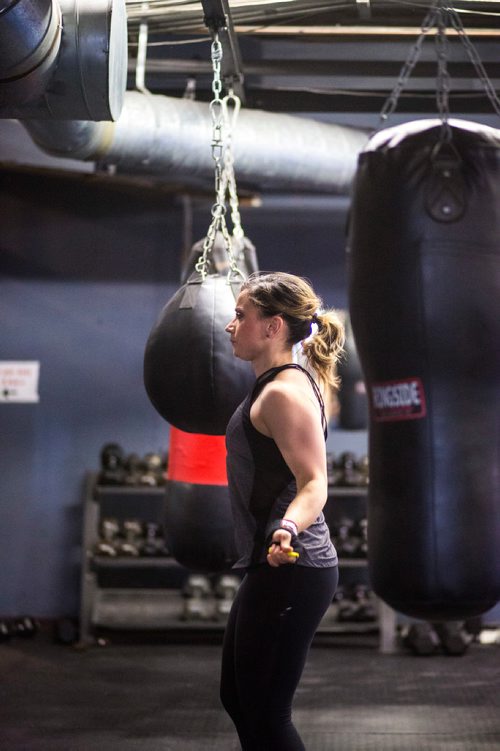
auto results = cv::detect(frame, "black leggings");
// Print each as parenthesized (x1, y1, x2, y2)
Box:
(220, 563, 338, 751)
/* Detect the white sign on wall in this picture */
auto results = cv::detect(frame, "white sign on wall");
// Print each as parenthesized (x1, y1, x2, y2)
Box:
(0, 361, 40, 403)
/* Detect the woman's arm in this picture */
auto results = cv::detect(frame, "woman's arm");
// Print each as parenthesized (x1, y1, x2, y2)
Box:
(254, 381, 328, 566)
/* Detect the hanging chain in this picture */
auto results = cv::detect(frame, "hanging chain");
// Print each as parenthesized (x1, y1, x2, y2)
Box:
(195, 34, 245, 284)
(221, 89, 245, 283)
(379, 0, 500, 131)
(435, 4, 452, 142)
(195, 35, 227, 279)
(448, 6, 500, 117)
(222, 92, 244, 243)
(379, 3, 438, 126)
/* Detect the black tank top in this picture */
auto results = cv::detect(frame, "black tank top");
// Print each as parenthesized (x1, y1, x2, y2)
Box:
(225, 364, 338, 568)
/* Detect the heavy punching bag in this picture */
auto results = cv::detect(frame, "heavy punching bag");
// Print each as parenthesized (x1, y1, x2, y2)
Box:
(348, 119, 500, 620)
(165, 426, 236, 572)
(337, 314, 368, 430)
(144, 234, 256, 435)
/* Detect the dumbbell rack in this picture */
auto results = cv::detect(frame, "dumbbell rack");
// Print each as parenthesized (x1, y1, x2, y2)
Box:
(322, 484, 397, 653)
(80, 473, 397, 651)
(80, 473, 188, 645)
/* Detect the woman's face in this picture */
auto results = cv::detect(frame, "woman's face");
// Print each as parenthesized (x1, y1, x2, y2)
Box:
(225, 290, 267, 361)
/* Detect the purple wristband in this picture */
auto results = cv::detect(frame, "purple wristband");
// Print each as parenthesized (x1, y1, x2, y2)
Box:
(280, 518, 299, 538)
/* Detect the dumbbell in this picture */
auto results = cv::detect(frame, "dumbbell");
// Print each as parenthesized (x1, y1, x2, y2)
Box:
(94, 517, 120, 556)
(432, 622, 473, 656)
(0, 617, 38, 641)
(333, 586, 359, 622)
(140, 453, 166, 487)
(116, 519, 142, 556)
(350, 584, 377, 622)
(356, 454, 370, 486)
(402, 622, 440, 656)
(13, 616, 38, 638)
(337, 452, 364, 487)
(0, 620, 14, 642)
(182, 574, 212, 598)
(181, 575, 215, 621)
(138, 453, 158, 487)
(141, 522, 169, 556)
(327, 453, 343, 486)
(334, 517, 361, 558)
(356, 518, 368, 558)
(214, 575, 240, 619)
(98, 442, 126, 486)
(123, 453, 143, 486)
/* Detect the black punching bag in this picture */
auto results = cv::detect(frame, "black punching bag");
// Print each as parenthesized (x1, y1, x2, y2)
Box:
(348, 119, 500, 621)
(337, 314, 368, 430)
(164, 427, 237, 572)
(144, 234, 256, 435)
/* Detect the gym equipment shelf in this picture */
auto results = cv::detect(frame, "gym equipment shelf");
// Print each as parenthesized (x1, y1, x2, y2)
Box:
(80, 473, 397, 650)
(95, 486, 166, 497)
(327, 485, 368, 495)
(335, 559, 369, 568)
(92, 557, 175, 568)
(325, 482, 397, 653)
(80, 474, 181, 644)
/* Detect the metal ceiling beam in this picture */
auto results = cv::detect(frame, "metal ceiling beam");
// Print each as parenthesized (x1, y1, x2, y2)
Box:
(201, 0, 245, 102)
(232, 25, 500, 37)
(128, 57, 500, 84)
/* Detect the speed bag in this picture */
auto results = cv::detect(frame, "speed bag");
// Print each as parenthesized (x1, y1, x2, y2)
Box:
(348, 119, 500, 621)
(144, 273, 255, 435)
(164, 426, 236, 572)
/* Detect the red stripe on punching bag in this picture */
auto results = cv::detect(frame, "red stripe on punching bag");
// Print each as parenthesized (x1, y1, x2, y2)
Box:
(167, 426, 227, 485)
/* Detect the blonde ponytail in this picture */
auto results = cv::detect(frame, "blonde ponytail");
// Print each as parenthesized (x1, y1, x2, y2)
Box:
(301, 309, 345, 389)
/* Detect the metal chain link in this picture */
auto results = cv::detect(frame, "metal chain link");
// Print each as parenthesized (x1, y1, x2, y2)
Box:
(379, 3, 439, 125)
(379, 0, 500, 130)
(220, 89, 245, 284)
(222, 93, 244, 243)
(448, 7, 500, 117)
(195, 36, 225, 279)
(435, 5, 452, 142)
(195, 35, 245, 284)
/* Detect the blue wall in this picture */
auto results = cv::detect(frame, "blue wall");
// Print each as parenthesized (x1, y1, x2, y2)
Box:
(0, 170, 353, 617)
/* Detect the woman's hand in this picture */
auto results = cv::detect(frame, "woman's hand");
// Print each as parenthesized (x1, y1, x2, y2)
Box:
(267, 530, 299, 567)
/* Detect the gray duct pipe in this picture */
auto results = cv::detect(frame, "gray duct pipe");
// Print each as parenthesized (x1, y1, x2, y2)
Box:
(0, 0, 62, 107)
(24, 91, 369, 192)
(0, 0, 127, 121)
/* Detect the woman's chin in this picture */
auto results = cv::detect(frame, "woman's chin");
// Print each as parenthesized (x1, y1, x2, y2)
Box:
(232, 347, 250, 362)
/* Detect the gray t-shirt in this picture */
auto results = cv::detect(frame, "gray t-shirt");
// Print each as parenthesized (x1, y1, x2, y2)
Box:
(225, 364, 338, 569)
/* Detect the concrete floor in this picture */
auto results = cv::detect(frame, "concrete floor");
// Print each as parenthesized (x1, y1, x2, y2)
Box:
(1, 629, 499, 751)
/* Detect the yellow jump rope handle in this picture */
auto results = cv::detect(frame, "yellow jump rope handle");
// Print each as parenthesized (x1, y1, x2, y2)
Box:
(268, 546, 300, 559)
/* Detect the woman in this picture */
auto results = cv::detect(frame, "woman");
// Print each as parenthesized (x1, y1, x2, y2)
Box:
(221, 271, 345, 750)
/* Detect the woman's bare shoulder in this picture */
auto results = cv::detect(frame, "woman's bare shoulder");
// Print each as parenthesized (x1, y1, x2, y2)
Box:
(260, 373, 315, 412)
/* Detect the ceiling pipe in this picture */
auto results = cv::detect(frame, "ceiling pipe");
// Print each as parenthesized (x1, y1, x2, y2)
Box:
(23, 90, 370, 193)
(0, 0, 128, 121)
(0, 0, 62, 107)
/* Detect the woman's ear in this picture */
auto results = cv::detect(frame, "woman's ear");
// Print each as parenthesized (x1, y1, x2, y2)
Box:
(267, 315, 284, 338)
